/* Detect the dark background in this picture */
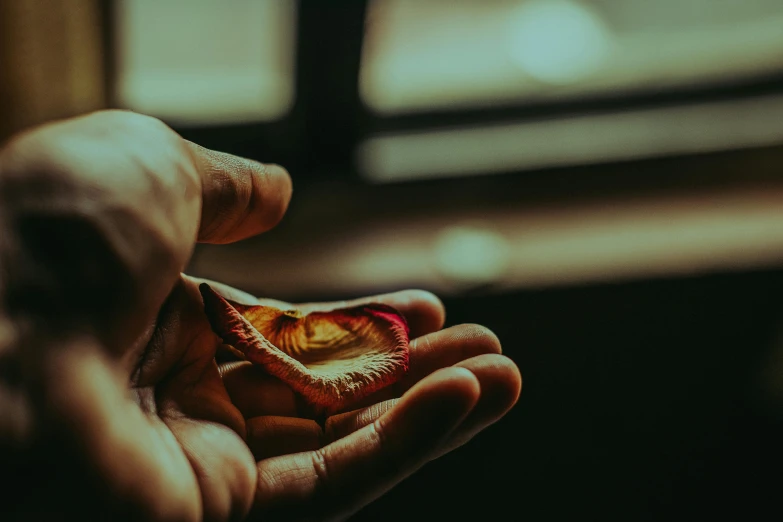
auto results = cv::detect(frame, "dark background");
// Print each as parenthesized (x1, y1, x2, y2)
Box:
(352, 269, 783, 520)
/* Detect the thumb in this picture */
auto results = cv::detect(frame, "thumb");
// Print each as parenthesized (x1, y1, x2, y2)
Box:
(186, 142, 293, 245)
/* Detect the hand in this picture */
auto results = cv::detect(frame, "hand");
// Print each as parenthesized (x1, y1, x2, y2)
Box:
(202, 280, 522, 521)
(0, 111, 522, 521)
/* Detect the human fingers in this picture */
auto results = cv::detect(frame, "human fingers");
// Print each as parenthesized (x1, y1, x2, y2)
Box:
(323, 354, 521, 449)
(433, 353, 521, 458)
(220, 323, 500, 419)
(324, 400, 400, 443)
(185, 141, 292, 245)
(219, 361, 301, 419)
(344, 324, 502, 410)
(245, 416, 323, 460)
(243, 352, 521, 461)
(250, 367, 479, 521)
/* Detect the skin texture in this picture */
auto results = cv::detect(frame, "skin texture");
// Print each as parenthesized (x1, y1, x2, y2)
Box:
(0, 111, 522, 522)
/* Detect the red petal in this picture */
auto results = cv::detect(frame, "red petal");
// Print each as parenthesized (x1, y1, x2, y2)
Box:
(200, 284, 410, 413)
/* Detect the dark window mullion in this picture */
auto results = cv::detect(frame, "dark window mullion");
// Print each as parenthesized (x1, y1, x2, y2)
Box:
(293, 0, 368, 180)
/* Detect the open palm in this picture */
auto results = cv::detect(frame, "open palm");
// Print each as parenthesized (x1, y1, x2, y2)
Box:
(0, 111, 521, 521)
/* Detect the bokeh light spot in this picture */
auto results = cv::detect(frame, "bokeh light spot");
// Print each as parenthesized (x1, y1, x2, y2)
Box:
(508, 0, 612, 85)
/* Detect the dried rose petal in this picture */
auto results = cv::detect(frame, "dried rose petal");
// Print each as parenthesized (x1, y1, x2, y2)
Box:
(199, 284, 410, 413)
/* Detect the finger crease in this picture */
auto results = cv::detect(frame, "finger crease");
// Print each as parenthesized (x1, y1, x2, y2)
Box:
(237, 165, 259, 234)
(369, 419, 390, 461)
(311, 448, 332, 498)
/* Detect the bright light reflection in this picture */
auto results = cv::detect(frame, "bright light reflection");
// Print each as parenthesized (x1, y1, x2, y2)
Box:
(508, 0, 612, 85)
(433, 226, 511, 285)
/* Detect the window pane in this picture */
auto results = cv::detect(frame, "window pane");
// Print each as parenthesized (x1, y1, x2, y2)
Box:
(357, 94, 783, 182)
(116, 0, 297, 125)
(360, 0, 783, 114)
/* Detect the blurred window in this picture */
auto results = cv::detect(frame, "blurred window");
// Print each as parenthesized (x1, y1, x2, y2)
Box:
(115, 0, 297, 125)
(357, 94, 783, 182)
(360, 0, 783, 114)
